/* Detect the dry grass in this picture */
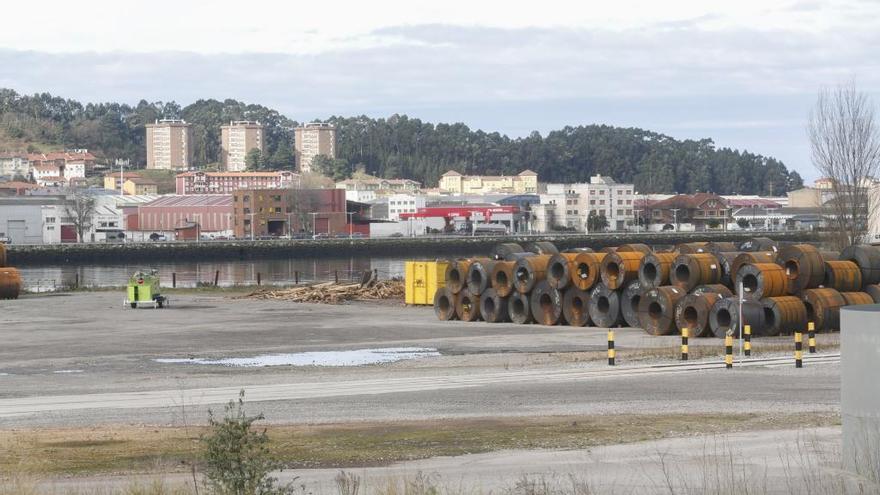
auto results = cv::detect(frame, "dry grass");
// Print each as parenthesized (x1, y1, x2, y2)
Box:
(0, 413, 838, 478)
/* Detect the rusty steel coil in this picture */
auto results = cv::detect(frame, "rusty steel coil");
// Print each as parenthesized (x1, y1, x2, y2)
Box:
(716, 252, 741, 287)
(638, 286, 687, 335)
(530, 280, 564, 326)
(761, 296, 807, 336)
(865, 284, 880, 303)
(676, 242, 710, 254)
(675, 292, 724, 337)
(801, 288, 846, 331)
(563, 287, 592, 327)
(546, 253, 579, 290)
(731, 252, 777, 282)
(570, 252, 606, 291)
(840, 245, 880, 286)
(598, 246, 618, 254)
(524, 241, 559, 255)
(653, 245, 676, 253)
(508, 291, 534, 324)
(600, 251, 645, 290)
(617, 243, 652, 254)
(0, 267, 21, 300)
(588, 283, 622, 328)
(691, 284, 734, 297)
(705, 241, 738, 255)
(466, 260, 498, 296)
(823, 260, 862, 292)
(490, 261, 516, 297)
(736, 263, 789, 299)
(638, 252, 677, 289)
(0, 243, 6, 268)
(513, 254, 553, 294)
(620, 279, 645, 327)
(433, 287, 459, 321)
(777, 244, 825, 294)
(671, 253, 721, 291)
(446, 258, 487, 294)
(709, 297, 766, 338)
(841, 291, 874, 306)
(491, 243, 525, 261)
(479, 288, 510, 323)
(739, 237, 779, 253)
(455, 288, 481, 322)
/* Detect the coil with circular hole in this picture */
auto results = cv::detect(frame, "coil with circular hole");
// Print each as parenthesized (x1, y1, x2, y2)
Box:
(513, 254, 554, 294)
(588, 282, 622, 328)
(530, 280, 564, 326)
(638, 286, 686, 336)
(638, 252, 678, 290)
(433, 287, 459, 321)
(800, 288, 846, 331)
(675, 291, 725, 337)
(731, 252, 777, 283)
(735, 262, 789, 299)
(546, 253, 579, 289)
(446, 258, 487, 294)
(600, 251, 645, 290)
(620, 279, 645, 328)
(466, 260, 498, 296)
(570, 252, 606, 291)
(840, 245, 880, 286)
(508, 291, 534, 324)
(479, 288, 509, 323)
(823, 260, 862, 292)
(454, 288, 481, 322)
(709, 297, 766, 338)
(777, 244, 825, 294)
(563, 287, 592, 327)
(670, 253, 721, 292)
(760, 296, 807, 336)
(490, 261, 516, 298)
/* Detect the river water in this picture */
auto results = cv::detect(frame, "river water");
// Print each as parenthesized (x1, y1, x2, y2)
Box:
(18, 257, 412, 291)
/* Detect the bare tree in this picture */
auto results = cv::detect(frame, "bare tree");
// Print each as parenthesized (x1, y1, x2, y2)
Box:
(64, 189, 96, 242)
(808, 82, 880, 248)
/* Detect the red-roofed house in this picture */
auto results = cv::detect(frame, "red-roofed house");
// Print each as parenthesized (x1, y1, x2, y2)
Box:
(643, 193, 730, 230)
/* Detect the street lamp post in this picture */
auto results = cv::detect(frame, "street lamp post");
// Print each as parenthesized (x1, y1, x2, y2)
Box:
(347, 211, 354, 238)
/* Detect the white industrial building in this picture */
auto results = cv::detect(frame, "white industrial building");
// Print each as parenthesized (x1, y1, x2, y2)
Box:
(532, 175, 636, 232)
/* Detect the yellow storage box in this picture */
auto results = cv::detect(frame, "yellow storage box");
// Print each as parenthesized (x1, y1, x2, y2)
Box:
(405, 260, 448, 305)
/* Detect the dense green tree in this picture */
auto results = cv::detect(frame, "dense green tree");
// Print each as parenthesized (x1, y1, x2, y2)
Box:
(0, 88, 804, 195)
(245, 148, 263, 171)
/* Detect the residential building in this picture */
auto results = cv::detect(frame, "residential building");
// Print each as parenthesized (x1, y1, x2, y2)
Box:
(294, 123, 336, 173)
(0, 152, 30, 178)
(175, 171, 300, 195)
(787, 187, 830, 208)
(145, 119, 194, 170)
(123, 177, 158, 195)
(220, 121, 264, 172)
(335, 176, 422, 202)
(642, 193, 730, 231)
(103, 172, 144, 192)
(533, 175, 636, 232)
(438, 170, 539, 195)
(137, 195, 234, 234)
(0, 181, 38, 196)
(387, 193, 427, 221)
(231, 188, 366, 238)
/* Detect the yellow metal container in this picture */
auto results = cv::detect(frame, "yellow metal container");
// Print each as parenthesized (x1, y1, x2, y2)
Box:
(405, 260, 448, 305)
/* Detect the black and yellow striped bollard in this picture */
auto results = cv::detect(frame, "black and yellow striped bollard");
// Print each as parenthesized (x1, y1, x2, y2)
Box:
(744, 325, 751, 357)
(807, 322, 816, 353)
(681, 327, 689, 361)
(724, 334, 733, 369)
(794, 330, 803, 368)
(607, 329, 615, 366)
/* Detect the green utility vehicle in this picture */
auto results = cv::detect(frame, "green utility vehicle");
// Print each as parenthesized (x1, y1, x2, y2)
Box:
(124, 270, 169, 308)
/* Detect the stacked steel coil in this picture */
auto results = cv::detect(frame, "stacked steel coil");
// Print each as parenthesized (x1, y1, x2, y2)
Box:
(600, 251, 645, 290)
(0, 244, 21, 300)
(777, 244, 825, 293)
(823, 260, 862, 292)
(638, 252, 677, 289)
(433, 239, 876, 339)
(671, 253, 721, 291)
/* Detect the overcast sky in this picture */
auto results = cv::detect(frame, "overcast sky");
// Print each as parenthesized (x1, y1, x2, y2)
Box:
(1, 0, 878, 181)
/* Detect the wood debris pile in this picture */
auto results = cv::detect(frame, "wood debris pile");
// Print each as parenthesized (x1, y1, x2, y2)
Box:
(242, 279, 404, 304)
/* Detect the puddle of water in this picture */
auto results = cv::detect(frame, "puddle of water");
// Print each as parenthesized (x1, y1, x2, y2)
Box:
(155, 347, 441, 368)
(53, 369, 84, 374)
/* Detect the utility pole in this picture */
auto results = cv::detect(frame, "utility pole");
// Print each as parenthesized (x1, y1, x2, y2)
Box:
(670, 208, 680, 231)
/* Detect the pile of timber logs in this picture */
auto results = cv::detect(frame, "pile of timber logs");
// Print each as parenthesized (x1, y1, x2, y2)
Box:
(244, 279, 404, 304)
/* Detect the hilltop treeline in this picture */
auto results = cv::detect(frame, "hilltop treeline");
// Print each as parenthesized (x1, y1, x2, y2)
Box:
(0, 89, 802, 194)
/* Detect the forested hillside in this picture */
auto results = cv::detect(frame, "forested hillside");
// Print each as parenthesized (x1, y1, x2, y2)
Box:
(0, 89, 803, 195)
